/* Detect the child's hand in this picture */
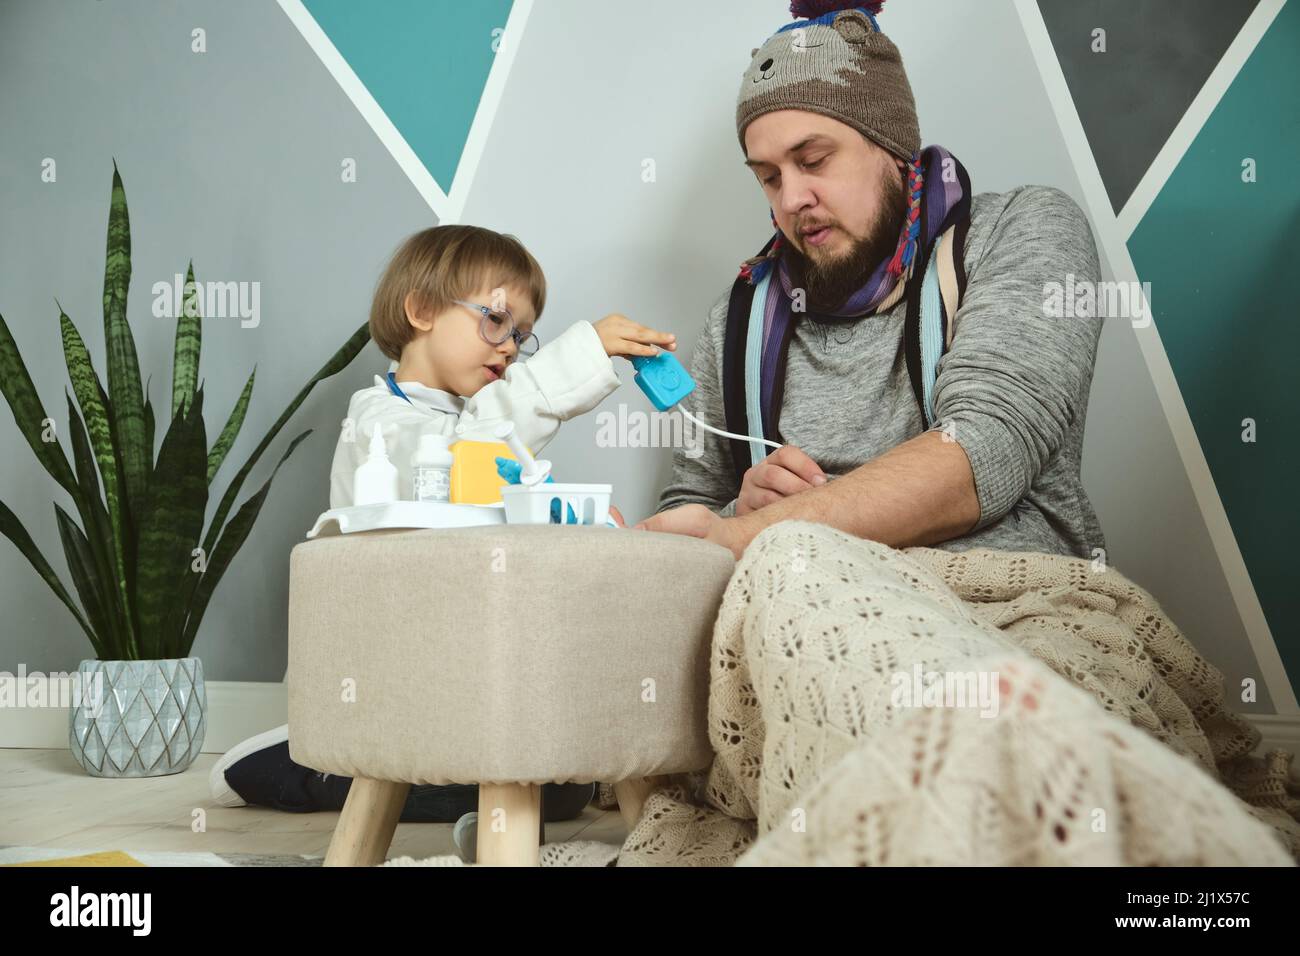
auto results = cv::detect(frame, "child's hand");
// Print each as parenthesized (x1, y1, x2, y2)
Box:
(593, 314, 676, 359)
(608, 504, 627, 527)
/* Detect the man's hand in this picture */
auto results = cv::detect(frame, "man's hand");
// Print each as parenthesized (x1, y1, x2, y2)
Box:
(635, 503, 717, 537)
(634, 504, 754, 560)
(737, 444, 827, 515)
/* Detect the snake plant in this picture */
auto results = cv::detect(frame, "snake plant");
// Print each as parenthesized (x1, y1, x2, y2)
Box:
(0, 162, 370, 661)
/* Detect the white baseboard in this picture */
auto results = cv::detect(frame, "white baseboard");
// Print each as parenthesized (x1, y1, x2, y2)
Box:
(2, 678, 1298, 767)
(1252, 713, 1300, 759)
(0, 679, 287, 754)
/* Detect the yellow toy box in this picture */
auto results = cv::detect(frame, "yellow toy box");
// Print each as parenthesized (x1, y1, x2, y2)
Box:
(449, 439, 529, 504)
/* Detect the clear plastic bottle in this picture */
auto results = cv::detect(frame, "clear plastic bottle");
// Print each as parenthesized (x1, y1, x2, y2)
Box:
(411, 431, 454, 503)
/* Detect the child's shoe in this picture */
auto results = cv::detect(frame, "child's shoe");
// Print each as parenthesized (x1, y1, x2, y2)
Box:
(209, 724, 289, 808)
(208, 724, 350, 812)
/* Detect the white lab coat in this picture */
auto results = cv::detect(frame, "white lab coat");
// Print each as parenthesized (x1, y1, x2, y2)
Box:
(328, 319, 620, 508)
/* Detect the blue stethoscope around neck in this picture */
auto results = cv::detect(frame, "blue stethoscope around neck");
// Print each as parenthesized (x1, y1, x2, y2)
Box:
(387, 372, 474, 418)
(386, 371, 412, 404)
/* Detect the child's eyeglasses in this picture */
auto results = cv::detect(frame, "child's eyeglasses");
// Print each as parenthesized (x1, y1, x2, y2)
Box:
(452, 299, 539, 357)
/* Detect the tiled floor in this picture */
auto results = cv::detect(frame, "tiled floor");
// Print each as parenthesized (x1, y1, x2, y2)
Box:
(0, 748, 628, 862)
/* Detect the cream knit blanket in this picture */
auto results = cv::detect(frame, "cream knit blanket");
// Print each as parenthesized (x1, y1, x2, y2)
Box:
(399, 520, 1300, 866)
(599, 521, 1299, 866)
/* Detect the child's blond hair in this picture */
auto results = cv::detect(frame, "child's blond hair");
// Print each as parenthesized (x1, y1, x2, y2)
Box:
(369, 225, 547, 361)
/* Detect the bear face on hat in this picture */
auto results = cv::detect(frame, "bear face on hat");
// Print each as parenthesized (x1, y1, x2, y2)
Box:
(736, 5, 920, 162)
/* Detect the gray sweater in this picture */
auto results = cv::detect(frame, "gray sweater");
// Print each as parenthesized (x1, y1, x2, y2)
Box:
(657, 185, 1106, 559)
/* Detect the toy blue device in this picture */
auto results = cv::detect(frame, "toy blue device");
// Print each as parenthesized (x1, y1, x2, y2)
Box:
(629, 351, 696, 412)
(629, 348, 782, 455)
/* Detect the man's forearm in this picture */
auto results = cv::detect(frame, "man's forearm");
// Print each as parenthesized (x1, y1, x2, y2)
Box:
(735, 430, 982, 549)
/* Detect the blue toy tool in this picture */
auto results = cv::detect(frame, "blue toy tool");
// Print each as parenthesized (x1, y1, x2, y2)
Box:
(494, 456, 579, 524)
(491, 420, 581, 525)
(629, 351, 697, 412)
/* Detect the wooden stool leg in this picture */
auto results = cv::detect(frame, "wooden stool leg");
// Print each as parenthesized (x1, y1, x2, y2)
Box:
(477, 782, 541, 866)
(324, 777, 411, 867)
(612, 776, 667, 829)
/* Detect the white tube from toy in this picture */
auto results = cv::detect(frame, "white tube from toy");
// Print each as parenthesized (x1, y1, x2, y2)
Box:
(678, 406, 782, 451)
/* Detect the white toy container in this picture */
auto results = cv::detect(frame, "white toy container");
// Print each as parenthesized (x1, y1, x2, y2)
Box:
(500, 483, 612, 526)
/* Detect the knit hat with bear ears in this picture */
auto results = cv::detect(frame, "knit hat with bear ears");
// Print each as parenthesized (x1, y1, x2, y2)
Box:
(736, 1, 920, 161)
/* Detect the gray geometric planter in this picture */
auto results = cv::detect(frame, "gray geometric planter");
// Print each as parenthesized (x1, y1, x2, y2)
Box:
(68, 658, 207, 777)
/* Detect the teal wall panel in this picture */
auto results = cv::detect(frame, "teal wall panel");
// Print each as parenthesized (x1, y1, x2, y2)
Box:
(302, 0, 514, 191)
(1128, 0, 1299, 689)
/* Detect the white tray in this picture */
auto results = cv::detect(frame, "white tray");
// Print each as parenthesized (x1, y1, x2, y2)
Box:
(306, 501, 505, 539)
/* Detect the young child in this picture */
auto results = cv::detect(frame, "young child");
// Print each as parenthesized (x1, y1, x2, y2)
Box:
(210, 224, 677, 859)
(331, 224, 675, 514)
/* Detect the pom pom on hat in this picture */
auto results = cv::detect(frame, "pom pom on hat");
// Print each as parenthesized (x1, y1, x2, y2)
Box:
(789, 0, 885, 19)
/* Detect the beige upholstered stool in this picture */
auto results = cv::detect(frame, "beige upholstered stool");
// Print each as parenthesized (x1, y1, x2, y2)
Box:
(286, 524, 735, 866)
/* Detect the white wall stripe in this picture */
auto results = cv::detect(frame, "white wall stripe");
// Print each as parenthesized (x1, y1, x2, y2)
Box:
(1013, 0, 1297, 713)
(276, 0, 451, 219)
(443, 0, 535, 224)
(1117, 0, 1285, 241)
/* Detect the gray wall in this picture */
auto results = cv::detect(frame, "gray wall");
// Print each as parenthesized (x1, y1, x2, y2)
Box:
(0, 0, 429, 681)
(0, 0, 1281, 710)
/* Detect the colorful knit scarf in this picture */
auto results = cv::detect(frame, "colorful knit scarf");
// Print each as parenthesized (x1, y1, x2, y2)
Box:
(726, 144, 972, 452)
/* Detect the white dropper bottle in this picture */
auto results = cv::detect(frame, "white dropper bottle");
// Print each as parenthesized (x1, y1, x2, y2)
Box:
(353, 423, 399, 505)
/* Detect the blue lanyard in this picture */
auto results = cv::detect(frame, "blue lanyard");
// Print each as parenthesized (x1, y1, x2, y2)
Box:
(386, 371, 412, 404)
